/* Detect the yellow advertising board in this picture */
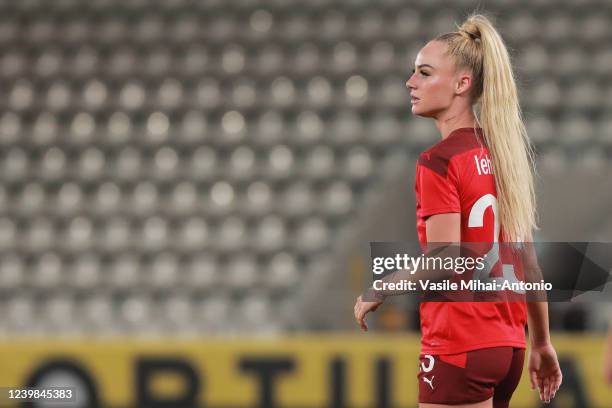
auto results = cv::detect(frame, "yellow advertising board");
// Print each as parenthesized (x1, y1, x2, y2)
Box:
(0, 334, 609, 407)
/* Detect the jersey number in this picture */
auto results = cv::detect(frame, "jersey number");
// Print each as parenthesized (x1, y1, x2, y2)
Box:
(468, 194, 524, 294)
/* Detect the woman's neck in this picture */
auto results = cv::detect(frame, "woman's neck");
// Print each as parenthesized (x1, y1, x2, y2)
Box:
(435, 108, 476, 140)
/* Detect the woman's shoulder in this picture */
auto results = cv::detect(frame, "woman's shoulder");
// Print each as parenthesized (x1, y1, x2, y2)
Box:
(420, 130, 486, 163)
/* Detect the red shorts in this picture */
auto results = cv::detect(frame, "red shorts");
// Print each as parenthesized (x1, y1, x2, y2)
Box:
(418, 346, 525, 408)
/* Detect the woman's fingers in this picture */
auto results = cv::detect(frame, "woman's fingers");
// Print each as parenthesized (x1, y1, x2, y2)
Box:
(353, 298, 368, 331)
(360, 316, 368, 331)
(354, 297, 383, 331)
(356, 304, 368, 331)
(543, 376, 551, 403)
(529, 370, 537, 390)
(538, 377, 544, 401)
(551, 372, 562, 399)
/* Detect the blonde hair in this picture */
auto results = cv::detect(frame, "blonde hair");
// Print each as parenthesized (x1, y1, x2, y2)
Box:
(435, 13, 539, 242)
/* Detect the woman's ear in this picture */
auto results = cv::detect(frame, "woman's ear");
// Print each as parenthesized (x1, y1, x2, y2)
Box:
(455, 72, 472, 96)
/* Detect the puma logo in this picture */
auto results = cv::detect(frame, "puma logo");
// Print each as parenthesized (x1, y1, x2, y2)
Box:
(423, 375, 434, 390)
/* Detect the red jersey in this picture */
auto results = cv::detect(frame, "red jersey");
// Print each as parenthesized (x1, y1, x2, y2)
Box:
(415, 127, 527, 355)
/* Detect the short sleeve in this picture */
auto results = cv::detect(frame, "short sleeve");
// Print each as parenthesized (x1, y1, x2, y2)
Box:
(417, 152, 461, 218)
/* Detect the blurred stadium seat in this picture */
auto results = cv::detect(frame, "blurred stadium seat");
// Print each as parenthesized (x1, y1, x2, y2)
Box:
(0, 0, 608, 343)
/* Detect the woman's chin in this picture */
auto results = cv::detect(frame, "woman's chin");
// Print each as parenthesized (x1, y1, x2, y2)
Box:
(411, 106, 427, 117)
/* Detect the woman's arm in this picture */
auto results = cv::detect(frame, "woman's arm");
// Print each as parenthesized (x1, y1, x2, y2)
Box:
(527, 301, 562, 403)
(354, 213, 460, 330)
(522, 232, 562, 403)
(425, 213, 461, 243)
(524, 239, 552, 347)
(526, 301, 551, 347)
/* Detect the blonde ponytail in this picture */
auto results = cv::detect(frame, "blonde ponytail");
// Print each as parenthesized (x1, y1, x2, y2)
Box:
(435, 13, 539, 242)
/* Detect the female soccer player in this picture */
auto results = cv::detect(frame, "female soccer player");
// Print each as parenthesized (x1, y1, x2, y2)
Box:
(354, 14, 562, 408)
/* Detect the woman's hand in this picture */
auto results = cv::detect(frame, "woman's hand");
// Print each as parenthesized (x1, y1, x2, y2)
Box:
(353, 295, 383, 331)
(528, 343, 562, 403)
